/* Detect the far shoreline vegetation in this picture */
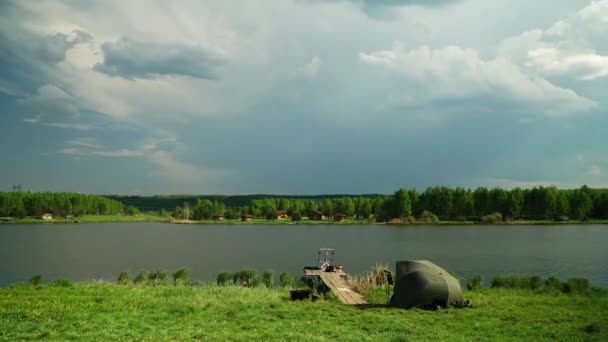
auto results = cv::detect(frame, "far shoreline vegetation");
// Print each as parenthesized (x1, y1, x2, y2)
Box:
(1, 185, 608, 225)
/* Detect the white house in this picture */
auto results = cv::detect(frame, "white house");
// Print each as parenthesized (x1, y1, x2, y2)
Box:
(42, 213, 53, 220)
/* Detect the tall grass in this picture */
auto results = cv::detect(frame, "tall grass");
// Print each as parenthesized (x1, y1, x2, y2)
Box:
(491, 275, 591, 294)
(279, 272, 293, 288)
(348, 264, 390, 294)
(172, 268, 190, 286)
(262, 271, 274, 288)
(28, 275, 42, 286)
(117, 272, 130, 285)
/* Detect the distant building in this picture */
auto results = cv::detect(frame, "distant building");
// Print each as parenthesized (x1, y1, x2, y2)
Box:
(309, 210, 326, 220)
(333, 213, 346, 222)
(42, 213, 53, 220)
(213, 214, 225, 221)
(277, 210, 288, 220)
(241, 214, 255, 222)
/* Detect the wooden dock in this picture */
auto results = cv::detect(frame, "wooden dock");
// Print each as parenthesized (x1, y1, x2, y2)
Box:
(304, 269, 368, 305)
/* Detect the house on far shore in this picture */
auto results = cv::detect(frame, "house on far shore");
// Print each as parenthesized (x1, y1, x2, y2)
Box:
(309, 210, 325, 220)
(333, 213, 346, 222)
(42, 213, 53, 221)
(277, 210, 288, 220)
(213, 214, 225, 221)
(241, 214, 255, 222)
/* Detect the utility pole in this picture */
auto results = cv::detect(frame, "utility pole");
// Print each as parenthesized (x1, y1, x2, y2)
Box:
(11, 184, 22, 192)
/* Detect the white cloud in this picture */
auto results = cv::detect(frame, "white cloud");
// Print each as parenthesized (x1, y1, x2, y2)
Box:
(497, 0, 608, 82)
(59, 137, 225, 183)
(527, 48, 608, 80)
(45, 122, 94, 130)
(23, 115, 41, 123)
(359, 43, 597, 116)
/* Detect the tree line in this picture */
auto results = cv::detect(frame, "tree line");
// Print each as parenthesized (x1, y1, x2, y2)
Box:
(171, 186, 608, 222)
(0, 192, 124, 218)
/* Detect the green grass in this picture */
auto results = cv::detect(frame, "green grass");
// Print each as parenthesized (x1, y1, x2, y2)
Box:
(0, 283, 606, 341)
(4, 215, 608, 225)
(3, 214, 169, 224)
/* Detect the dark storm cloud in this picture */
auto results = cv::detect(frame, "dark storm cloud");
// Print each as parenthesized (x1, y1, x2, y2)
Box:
(0, 30, 93, 96)
(93, 38, 223, 80)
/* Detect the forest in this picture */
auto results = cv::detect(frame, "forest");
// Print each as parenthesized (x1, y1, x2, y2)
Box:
(2, 186, 607, 222)
(0, 192, 124, 218)
(166, 186, 608, 222)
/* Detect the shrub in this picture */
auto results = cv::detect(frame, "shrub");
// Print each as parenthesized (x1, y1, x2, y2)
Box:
(563, 278, 590, 294)
(150, 271, 168, 286)
(467, 275, 482, 291)
(544, 277, 563, 291)
(485, 212, 504, 223)
(418, 211, 439, 223)
(134, 271, 150, 285)
(118, 272, 130, 285)
(52, 278, 73, 287)
(28, 275, 42, 286)
(521, 276, 543, 291)
(291, 212, 302, 221)
(262, 271, 274, 288)
(217, 272, 234, 286)
(491, 275, 520, 289)
(172, 268, 190, 286)
(233, 269, 259, 287)
(279, 272, 293, 288)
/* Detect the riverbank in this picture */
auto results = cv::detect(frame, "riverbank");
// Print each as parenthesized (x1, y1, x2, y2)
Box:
(0, 214, 170, 224)
(1, 283, 606, 341)
(4, 215, 608, 225)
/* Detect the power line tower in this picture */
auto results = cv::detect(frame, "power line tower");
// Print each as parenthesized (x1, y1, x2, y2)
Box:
(11, 184, 22, 192)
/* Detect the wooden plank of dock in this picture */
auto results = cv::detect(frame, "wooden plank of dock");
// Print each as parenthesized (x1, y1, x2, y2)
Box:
(304, 269, 368, 305)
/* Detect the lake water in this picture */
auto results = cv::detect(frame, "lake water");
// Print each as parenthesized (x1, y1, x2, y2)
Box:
(1, 223, 607, 287)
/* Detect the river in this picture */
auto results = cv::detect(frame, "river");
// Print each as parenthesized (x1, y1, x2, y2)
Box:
(0, 223, 606, 287)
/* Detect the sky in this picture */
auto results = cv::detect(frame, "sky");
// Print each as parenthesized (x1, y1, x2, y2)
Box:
(1, 0, 607, 195)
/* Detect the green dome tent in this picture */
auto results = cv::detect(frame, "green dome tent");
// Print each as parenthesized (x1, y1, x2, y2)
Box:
(389, 260, 465, 309)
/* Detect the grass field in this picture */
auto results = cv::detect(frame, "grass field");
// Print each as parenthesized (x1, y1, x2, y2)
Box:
(1, 282, 606, 341)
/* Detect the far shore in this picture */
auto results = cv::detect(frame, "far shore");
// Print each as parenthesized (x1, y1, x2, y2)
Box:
(2, 215, 608, 226)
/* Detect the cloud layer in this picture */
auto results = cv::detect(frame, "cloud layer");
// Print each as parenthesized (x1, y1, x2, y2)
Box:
(1, 0, 607, 194)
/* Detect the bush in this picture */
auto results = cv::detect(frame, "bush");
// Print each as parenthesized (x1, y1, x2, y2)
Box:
(150, 271, 168, 286)
(217, 272, 234, 286)
(28, 275, 42, 286)
(125, 206, 140, 216)
(485, 212, 503, 223)
(418, 211, 439, 223)
(135, 271, 150, 285)
(52, 278, 73, 287)
(467, 275, 482, 291)
(544, 277, 563, 291)
(491, 275, 520, 289)
(279, 272, 293, 288)
(563, 278, 590, 294)
(291, 212, 302, 221)
(233, 269, 259, 287)
(262, 271, 274, 288)
(172, 268, 190, 286)
(521, 276, 543, 291)
(118, 272, 130, 285)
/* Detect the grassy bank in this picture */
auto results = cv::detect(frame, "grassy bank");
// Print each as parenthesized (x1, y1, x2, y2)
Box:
(0, 214, 169, 224)
(1, 282, 606, 341)
(3, 216, 608, 225)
